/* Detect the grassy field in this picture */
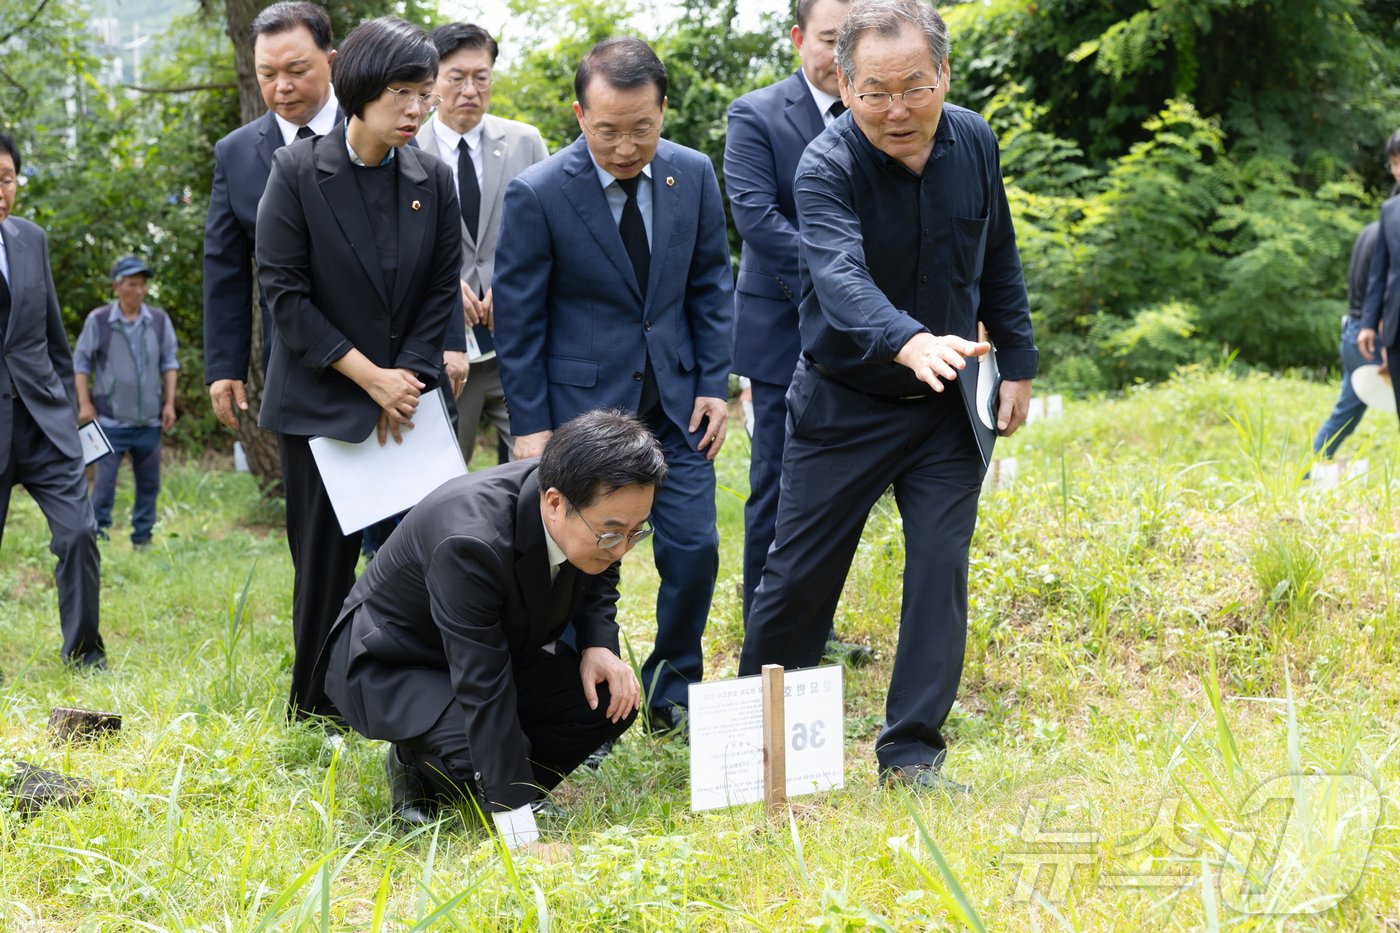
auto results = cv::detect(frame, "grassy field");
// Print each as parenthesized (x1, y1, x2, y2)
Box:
(3, 364, 1399, 931)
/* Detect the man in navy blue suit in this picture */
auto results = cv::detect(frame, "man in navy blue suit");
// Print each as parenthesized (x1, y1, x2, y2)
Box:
(202, 2, 342, 430)
(494, 38, 733, 733)
(723, 0, 869, 665)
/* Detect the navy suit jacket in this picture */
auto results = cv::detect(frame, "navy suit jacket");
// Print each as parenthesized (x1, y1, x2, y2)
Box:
(254, 130, 462, 441)
(0, 216, 81, 465)
(492, 137, 733, 446)
(724, 71, 824, 386)
(1361, 196, 1400, 347)
(202, 111, 284, 385)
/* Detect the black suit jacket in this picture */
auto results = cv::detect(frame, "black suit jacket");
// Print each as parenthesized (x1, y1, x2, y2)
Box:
(0, 216, 82, 466)
(255, 128, 464, 441)
(1361, 196, 1400, 347)
(202, 111, 282, 385)
(322, 460, 622, 811)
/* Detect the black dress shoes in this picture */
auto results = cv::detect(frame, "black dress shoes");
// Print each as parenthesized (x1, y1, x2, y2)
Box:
(385, 746, 438, 826)
(823, 639, 875, 668)
(67, 650, 107, 673)
(645, 703, 688, 739)
(883, 763, 970, 796)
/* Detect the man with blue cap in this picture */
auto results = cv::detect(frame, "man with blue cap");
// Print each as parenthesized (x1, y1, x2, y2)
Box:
(74, 255, 179, 547)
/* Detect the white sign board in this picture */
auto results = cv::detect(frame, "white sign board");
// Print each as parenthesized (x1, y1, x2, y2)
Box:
(688, 666, 843, 812)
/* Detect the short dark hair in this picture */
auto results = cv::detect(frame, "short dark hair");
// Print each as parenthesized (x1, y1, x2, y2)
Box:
(429, 22, 499, 64)
(574, 37, 668, 109)
(0, 133, 19, 175)
(1386, 128, 1400, 161)
(796, 0, 852, 31)
(333, 17, 439, 120)
(538, 409, 668, 509)
(249, 1, 333, 52)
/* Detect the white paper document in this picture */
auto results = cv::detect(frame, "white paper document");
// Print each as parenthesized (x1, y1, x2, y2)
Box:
(78, 421, 113, 465)
(309, 388, 467, 534)
(688, 666, 843, 812)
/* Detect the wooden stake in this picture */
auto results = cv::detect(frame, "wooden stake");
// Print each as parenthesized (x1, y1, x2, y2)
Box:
(761, 663, 786, 821)
(49, 707, 122, 743)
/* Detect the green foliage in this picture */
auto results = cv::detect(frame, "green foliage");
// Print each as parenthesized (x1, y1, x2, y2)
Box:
(1094, 300, 1211, 385)
(948, 0, 1400, 183)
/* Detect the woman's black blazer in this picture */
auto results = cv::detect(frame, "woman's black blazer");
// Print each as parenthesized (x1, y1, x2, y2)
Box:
(255, 125, 463, 442)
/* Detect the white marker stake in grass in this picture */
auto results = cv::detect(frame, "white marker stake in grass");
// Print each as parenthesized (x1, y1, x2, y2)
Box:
(688, 665, 843, 813)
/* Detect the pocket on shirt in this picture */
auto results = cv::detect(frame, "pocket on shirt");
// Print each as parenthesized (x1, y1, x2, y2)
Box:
(951, 215, 989, 286)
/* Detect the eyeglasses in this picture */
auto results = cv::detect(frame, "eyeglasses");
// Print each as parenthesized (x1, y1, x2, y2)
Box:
(854, 82, 941, 113)
(581, 118, 662, 146)
(574, 507, 654, 549)
(387, 87, 443, 112)
(442, 73, 493, 92)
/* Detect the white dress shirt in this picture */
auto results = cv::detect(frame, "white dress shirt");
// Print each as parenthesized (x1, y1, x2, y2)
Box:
(800, 71, 843, 127)
(274, 88, 341, 146)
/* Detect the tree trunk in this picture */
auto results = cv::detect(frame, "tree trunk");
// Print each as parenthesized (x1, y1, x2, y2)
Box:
(223, 0, 283, 495)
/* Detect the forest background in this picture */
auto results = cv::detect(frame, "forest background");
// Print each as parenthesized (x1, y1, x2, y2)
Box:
(2, 0, 1399, 474)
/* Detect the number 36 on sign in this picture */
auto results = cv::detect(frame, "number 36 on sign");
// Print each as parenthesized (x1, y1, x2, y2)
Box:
(687, 665, 844, 812)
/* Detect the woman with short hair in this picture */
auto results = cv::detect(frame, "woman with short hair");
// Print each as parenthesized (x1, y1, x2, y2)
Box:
(255, 16, 464, 721)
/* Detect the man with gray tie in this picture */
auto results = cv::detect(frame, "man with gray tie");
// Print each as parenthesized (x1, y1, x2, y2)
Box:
(419, 22, 548, 463)
(0, 133, 105, 669)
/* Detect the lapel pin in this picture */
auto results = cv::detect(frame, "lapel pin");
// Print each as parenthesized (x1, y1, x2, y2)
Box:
(494, 149, 502, 157)
(411, 200, 422, 211)
(666, 176, 675, 187)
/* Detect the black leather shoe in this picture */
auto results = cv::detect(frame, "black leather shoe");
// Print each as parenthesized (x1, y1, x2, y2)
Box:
(645, 703, 688, 740)
(67, 651, 107, 673)
(883, 763, 970, 796)
(385, 747, 438, 826)
(823, 639, 875, 668)
(582, 740, 614, 770)
(530, 798, 568, 822)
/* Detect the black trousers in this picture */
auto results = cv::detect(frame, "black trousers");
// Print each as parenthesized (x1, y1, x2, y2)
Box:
(0, 398, 102, 662)
(398, 643, 638, 807)
(278, 433, 361, 720)
(739, 360, 984, 772)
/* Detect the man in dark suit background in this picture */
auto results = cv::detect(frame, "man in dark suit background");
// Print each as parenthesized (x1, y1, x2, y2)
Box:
(321, 410, 661, 843)
(1356, 127, 1400, 419)
(493, 39, 733, 733)
(0, 133, 104, 669)
(723, 0, 869, 665)
(203, 1, 341, 430)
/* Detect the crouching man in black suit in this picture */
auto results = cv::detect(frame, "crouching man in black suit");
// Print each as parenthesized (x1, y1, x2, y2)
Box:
(320, 409, 663, 842)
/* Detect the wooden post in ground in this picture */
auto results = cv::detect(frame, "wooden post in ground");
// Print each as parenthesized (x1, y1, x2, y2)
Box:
(761, 664, 786, 822)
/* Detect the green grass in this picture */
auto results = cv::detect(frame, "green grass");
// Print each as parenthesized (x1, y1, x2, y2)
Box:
(3, 364, 1400, 930)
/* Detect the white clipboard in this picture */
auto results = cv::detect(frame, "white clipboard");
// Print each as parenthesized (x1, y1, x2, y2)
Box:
(308, 388, 468, 534)
(78, 421, 114, 465)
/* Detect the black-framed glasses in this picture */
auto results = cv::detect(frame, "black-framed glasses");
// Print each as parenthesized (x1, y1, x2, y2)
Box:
(854, 82, 941, 113)
(442, 73, 493, 92)
(387, 87, 443, 112)
(581, 117, 662, 146)
(574, 508, 654, 549)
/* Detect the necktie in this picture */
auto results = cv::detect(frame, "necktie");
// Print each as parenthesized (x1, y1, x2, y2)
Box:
(457, 138, 480, 242)
(0, 267, 10, 341)
(295, 125, 315, 141)
(616, 175, 649, 299)
(828, 100, 847, 120)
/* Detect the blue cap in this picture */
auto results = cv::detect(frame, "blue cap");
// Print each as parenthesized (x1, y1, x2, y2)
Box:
(111, 255, 151, 280)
